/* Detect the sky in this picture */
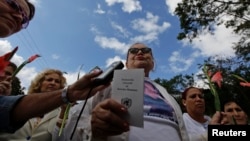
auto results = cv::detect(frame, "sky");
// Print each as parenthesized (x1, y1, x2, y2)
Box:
(0, 0, 241, 92)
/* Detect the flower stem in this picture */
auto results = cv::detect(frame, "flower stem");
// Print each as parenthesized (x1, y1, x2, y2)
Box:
(58, 104, 71, 136)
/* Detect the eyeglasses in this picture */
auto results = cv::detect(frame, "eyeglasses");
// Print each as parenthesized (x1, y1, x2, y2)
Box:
(6, 0, 29, 28)
(128, 48, 152, 54)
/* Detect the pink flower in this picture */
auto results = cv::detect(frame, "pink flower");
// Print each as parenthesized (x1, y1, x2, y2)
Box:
(12, 54, 40, 77)
(27, 54, 40, 63)
(232, 74, 250, 87)
(203, 64, 221, 111)
(211, 71, 223, 88)
(0, 47, 18, 76)
(240, 82, 250, 87)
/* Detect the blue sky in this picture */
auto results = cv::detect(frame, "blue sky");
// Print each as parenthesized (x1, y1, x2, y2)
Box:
(0, 0, 240, 92)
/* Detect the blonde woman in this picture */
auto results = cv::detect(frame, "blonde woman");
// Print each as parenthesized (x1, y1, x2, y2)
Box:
(0, 69, 68, 141)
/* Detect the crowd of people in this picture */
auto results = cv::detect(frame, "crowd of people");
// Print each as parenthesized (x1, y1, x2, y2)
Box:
(0, 69, 69, 140)
(0, 0, 109, 134)
(0, 0, 249, 141)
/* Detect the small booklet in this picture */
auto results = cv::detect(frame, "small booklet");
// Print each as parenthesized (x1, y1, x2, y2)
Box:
(111, 69, 144, 128)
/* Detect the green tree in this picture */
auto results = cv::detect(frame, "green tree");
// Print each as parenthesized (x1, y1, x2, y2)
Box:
(11, 77, 25, 95)
(196, 56, 250, 115)
(175, 0, 250, 60)
(154, 74, 195, 95)
(154, 74, 194, 112)
(154, 55, 250, 116)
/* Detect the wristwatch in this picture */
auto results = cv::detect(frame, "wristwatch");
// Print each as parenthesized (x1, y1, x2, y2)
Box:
(61, 86, 71, 103)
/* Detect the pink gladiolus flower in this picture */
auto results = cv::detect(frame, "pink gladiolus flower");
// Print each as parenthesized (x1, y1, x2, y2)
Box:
(232, 74, 250, 87)
(0, 47, 18, 76)
(27, 54, 40, 63)
(240, 82, 250, 87)
(12, 54, 40, 77)
(0, 57, 10, 76)
(211, 71, 223, 88)
(203, 64, 221, 111)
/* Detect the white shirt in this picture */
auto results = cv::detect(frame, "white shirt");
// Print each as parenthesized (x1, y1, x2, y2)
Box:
(183, 113, 211, 141)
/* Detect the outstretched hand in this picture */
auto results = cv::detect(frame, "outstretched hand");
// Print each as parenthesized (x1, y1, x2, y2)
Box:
(67, 70, 110, 102)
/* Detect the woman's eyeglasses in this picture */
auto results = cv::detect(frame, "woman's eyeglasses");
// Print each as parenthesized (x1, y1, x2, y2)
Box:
(6, 0, 29, 28)
(128, 48, 152, 54)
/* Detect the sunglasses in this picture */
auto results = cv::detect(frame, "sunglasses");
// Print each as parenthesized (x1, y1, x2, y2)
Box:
(128, 48, 152, 54)
(6, 0, 29, 28)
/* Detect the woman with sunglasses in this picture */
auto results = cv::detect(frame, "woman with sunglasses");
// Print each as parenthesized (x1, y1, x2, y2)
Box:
(53, 42, 190, 141)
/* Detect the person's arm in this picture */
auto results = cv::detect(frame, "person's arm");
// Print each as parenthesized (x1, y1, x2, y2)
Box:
(0, 95, 24, 133)
(11, 90, 64, 122)
(10, 70, 109, 124)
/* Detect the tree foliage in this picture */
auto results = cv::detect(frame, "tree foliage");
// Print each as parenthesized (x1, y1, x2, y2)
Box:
(154, 74, 195, 95)
(175, 0, 250, 59)
(154, 55, 250, 116)
(195, 56, 250, 115)
(11, 77, 25, 95)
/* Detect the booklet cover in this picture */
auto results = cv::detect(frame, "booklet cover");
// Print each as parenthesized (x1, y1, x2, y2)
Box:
(111, 69, 144, 128)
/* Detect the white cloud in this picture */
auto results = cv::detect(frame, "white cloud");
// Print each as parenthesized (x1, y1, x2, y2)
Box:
(165, 0, 182, 15)
(17, 48, 124, 95)
(111, 22, 131, 38)
(168, 51, 195, 73)
(93, 12, 171, 54)
(16, 67, 38, 92)
(168, 25, 239, 73)
(52, 54, 60, 60)
(94, 4, 106, 14)
(0, 40, 12, 53)
(90, 25, 102, 35)
(183, 25, 239, 58)
(131, 12, 170, 33)
(64, 70, 87, 86)
(192, 69, 209, 89)
(105, 0, 142, 13)
(29, 0, 41, 7)
(0, 40, 24, 65)
(167, 25, 239, 74)
(94, 36, 129, 54)
(131, 12, 171, 43)
(164, 0, 240, 73)
(164, 0, 239, 59)
(106, 56, 126, 68)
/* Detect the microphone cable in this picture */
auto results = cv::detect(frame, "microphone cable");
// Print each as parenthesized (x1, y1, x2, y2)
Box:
(70, 87, 93, 140)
